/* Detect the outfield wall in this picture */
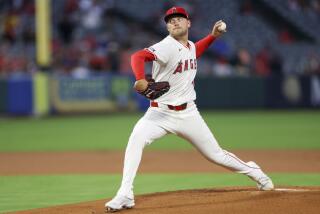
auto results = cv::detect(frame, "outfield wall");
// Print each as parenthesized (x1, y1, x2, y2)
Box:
(196, 75, 320, 109)
(0, 74, 319, 115)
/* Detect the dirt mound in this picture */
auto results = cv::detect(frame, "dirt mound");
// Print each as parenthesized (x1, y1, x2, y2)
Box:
(11, 187, 320, 214)
(1, 150, 320, 175)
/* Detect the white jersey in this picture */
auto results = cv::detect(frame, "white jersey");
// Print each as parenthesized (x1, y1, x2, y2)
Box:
(146, 35, 197, 106)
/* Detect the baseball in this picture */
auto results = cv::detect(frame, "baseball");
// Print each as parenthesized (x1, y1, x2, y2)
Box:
(218, 22, 227, 31)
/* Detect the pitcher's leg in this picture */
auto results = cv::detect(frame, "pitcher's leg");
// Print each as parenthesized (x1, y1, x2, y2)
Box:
(178, 113, 273, 190)
(116, 118, 168, 197)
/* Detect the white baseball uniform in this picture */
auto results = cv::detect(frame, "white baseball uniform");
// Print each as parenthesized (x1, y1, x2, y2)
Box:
(116, 35, 270, 198)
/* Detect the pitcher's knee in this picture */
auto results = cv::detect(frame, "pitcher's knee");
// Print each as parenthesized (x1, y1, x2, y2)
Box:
(205, 150, 228, 165)
(128, 133, 151, 148)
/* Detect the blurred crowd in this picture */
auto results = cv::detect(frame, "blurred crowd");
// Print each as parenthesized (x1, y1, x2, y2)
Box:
(0, 0, 319, 78)
(287, 0, 320, 12)
(0, 0, 35, 75)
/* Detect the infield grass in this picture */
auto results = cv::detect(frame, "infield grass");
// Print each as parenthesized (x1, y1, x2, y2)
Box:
(1, 173, 320, 213)
(0, 110, 320, 151)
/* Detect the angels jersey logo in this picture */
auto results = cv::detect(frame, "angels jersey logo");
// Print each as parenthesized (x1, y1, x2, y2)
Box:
(173, 58, 197, 74)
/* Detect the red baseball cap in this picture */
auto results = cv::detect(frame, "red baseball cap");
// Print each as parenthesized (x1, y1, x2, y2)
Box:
(164, 6, 189, 23)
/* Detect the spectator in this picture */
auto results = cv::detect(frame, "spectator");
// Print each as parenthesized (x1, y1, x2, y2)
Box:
(270, 51, 284, 75)
(71, 63, 90, 79)
(212, 56, 233, 77)
(231, 48, 252, 76)
(107, 42, 120, 72)
(58, 15, 75, 44)
(2, 9, 20, 43)
(254, 47, 271, 76)
(304, 52, 320, 74)
(80, 0, 104, 31)
(89, 51, 108, 72)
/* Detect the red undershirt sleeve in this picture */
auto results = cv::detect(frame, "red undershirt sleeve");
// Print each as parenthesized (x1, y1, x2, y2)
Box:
(131, 49, 156, 80)
(195, 34, 216, 59)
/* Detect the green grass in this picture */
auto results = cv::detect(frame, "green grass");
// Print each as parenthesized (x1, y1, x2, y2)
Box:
(1, 111, 319, 213)
(0, 111, 320, 152)
(0, 173, 319, 213)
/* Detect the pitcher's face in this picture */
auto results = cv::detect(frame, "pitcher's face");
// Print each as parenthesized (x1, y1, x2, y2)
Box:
(167, 16, 190, 38)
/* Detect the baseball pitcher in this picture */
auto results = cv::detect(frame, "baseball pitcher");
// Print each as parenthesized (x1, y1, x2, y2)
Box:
(105, 6, 274, 212)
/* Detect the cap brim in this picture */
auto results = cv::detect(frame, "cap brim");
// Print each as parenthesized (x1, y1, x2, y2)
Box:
(164, 13, 188, 23)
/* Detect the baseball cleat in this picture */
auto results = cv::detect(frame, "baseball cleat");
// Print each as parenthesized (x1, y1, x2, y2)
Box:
(246, 161, 274, 191)
(105, 195, 135, 213)
(256, 176, 274, 191)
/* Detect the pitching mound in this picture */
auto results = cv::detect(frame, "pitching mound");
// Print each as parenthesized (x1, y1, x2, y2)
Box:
(11, 187, 320, 214)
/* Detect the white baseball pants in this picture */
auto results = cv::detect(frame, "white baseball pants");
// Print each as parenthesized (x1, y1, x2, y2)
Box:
(117, 101, 261, 197)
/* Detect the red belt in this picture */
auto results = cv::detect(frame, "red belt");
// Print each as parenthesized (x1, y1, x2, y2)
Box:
(151, 101, 187, 111)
